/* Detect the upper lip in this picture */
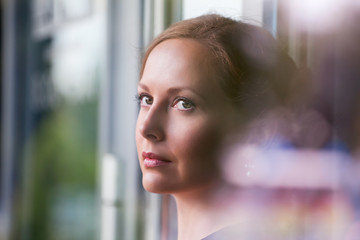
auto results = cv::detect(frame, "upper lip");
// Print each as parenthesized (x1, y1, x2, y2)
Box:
(142, 152, 171, 162)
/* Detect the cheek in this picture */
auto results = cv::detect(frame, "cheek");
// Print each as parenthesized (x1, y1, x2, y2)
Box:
(185, 126, 220, 156)
(135, 113, 144, 144)
(135, 120, 141, 146)
(135, 115, 145, 160)
(169, 118, 224, 174)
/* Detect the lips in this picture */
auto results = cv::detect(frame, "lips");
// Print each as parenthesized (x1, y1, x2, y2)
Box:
(142, 152, 171, 168)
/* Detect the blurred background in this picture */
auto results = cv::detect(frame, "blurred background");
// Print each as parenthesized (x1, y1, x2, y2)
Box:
(1, 0, 360, 240)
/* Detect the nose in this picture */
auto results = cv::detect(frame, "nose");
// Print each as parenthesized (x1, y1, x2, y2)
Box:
(137, 105, 165, 142)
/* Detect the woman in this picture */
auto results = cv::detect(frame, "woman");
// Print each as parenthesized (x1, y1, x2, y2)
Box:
(136, 14, 296, 239)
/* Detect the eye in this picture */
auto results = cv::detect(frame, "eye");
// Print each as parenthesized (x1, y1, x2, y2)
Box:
(138, 94, 153, 106)
(173, 98, 195, 111)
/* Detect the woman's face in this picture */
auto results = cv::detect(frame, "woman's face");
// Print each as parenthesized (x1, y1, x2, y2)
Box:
(136, 38, 236, 194)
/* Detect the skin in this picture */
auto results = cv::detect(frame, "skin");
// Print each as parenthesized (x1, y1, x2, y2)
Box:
(136, 38, 239, 239)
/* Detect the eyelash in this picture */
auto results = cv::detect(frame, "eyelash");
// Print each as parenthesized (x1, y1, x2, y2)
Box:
(136, 93, 152, 106)
(136, 94, 195, 111)
(172, 97, 195, 111)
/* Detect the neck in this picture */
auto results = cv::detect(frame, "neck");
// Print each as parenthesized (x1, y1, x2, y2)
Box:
(173, 181, 235, 240)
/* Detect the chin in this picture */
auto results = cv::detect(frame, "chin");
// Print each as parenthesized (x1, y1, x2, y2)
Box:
(142, 172, 175, 194)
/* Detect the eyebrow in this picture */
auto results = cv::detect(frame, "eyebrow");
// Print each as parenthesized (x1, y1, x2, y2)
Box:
(137, 82, 206, 101)
(137, 82, 149, 91)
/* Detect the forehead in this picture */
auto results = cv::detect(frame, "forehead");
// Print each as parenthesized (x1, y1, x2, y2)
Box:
(141, 38, 219, 89)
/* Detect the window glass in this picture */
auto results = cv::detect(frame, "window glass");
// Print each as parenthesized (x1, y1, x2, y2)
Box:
(1, 0, 106, 239)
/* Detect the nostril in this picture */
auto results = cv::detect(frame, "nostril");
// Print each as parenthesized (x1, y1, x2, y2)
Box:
(146, 133, 158, 141)
(139, 123, 163, 142)
(138, 108, 165, 141)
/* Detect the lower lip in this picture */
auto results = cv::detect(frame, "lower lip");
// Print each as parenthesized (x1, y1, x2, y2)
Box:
(143, 158, 171, 168)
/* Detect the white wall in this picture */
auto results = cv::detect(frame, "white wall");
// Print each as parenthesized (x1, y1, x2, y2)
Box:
(183, 0, 263, 25)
